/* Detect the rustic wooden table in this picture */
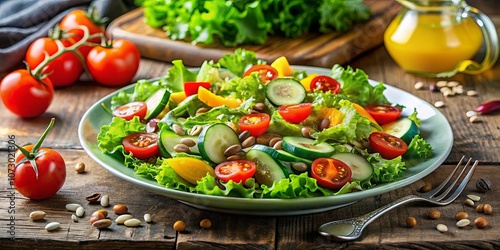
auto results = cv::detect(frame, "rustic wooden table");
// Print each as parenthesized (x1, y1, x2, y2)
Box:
(1, 1, 500, 249)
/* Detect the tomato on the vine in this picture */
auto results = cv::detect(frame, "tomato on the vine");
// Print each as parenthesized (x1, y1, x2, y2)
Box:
(243, 65, 278, 83)
(369, 132, 407, 159)
(365, 104, 402, 125)
(215, 160, 256, 184)
(122, 133, 159, 160)
(113, 101, 148, 121)
(0, 69, 54, 118)
(311, 158, 352, 190)
(13, 118, 66, 200)
(238, 113, 271, 137)
(310, 75, 341, 94)
(86, 39, 140, 87)
(278, 103, 312, 124)
(59, 7, 106, 57)
(25, 37, 84, 87)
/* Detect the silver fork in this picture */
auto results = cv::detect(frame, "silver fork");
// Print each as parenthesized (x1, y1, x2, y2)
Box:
(318, 156, 478, 241)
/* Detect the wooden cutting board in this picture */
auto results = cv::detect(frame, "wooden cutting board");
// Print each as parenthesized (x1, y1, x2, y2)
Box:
(107, 0, 400, 68)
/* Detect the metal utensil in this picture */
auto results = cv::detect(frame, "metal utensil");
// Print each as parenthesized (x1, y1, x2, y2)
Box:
(318, 156, 478, 241)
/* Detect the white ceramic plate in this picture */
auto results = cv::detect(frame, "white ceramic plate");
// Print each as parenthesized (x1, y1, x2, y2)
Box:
(78, 66, 453, 216)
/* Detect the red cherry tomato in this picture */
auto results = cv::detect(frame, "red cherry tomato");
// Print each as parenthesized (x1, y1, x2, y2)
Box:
(369, 132, 408, 159)
(238, 113, 271, 137)
(311, 158, 352, 190)
(310, 75, 341, 94)
(86, 39, 140, 87)
(184, 81, 211, 96)
(122, 133, 160, 160)
(113, 101, 148, 121)
(0, 69, 54, 118)
(243, 65, 278, 82)
(12, 119, 66, 200)
(215, 160, 257, 184)
(59, 8, 105, 57)
(365, 104, 402, 125)
(25, 37, 84, 87)
(278, 103, 312, 124)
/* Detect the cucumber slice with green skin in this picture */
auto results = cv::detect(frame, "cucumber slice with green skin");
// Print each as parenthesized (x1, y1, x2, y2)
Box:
(265, 78, 306, 106)
(381, 117, 419, 144)
(281, 136, 335, 160)
(331, 152, 373, 181)
(159, 128, 199, 157)
(198, 123, 240, 164)
(250, 145, 312, 165)
(145, 89, 171, 120)
(245, 147, 289, 187)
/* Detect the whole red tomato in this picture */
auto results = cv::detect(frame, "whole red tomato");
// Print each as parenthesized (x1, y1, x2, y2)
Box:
(0, 69, 54, 117)
(59, 8, 106, 57)
(86, 39, 140, 87)
(25, 37, 84, 87)
(13, 119, 66, 200)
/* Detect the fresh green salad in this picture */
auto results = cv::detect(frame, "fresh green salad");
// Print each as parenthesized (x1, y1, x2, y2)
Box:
(97, 49, 433, 199)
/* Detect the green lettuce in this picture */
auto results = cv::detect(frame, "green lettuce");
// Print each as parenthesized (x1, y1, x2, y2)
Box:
(110, 79, 164, 109)
(97, 116, 146, 154)
(404, 135, 433, 159)
(216, 73, 266, 103)
(364, 152, 406, 184)
(218, 48, 260, 76)
(164, 60, 197, 93)
(195, 174, 256, 198)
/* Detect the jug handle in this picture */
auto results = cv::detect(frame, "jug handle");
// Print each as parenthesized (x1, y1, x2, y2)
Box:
(447, 6, 499, 77)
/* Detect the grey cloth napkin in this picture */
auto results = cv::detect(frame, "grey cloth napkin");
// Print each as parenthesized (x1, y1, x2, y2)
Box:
(0, 0, 136, 73)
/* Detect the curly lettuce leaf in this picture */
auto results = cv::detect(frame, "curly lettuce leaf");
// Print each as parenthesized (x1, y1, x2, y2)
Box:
(97, 116, 146, 154)
(156, 160, 194, 192)
(318, 0, 371, 33)
(218, 48, 260, 76)
(110, 79, 164, 109)
(404, 135, 433, 159)
(216, 73, 266, 103)
(195, 174, 256, 198)
(164, 60, 197, 93)
(364, 152, 406, 184)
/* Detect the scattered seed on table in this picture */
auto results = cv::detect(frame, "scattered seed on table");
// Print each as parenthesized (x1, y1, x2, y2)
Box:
(476, 204, 485, 213)
(456, 219, 470, 228)
(469, 115, 480, 123)
(455, 211, 469, 221)
(483, 204, 493, 215)
(440, 86, 451, 93)
(414, 82, 424, 90)
(467, 194, 481, 202)
(90, 211, 106, 224)
(436, 81, 448, 88)
(45, 222, 60, 231)
(436, 223, 448, 233)
(474, 217, 489, 228)
(29, 211, 46, 221)
(447, 81, 460, 87)
(71, 214, 78, 222)
(173, 220, 187, 232)
(65, 203, 82, 212)
(200, 219, 212, 229)
(434, 101, 445, 108)
(100, 195, 109, 207)
(428, 209, 441, 219)
(124, 218, 142, 227)
(76, 206, 85, 217)
(92, 219, 112, 229)
(467, 90, 478, 96)
(75, 162, 85, 173)
(113, 204, 128, 215)
(115, 214, 133, 224)
(406, 216, 417, 228)
(476, 178, 492, 193)
(465, 198, 475, 207)
(144, 213, 152, 223)
(466, 110, 478, 117)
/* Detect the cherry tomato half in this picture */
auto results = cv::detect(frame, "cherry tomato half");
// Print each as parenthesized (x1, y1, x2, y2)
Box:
(365, 104, 402, 125)
(184, 81, 211, 96)
(278, 103, 312, 124)
(0, 69, 54, 118)
(215, 160, 257, 184)
(238, 113, 271, 137)
(243, 65, 278, 82)
(311, 158, 352, 190)
(369, 132, 408, 159)
(310, 75, 341, 94)
(122, 133, 159, 160)
(113, 101, 148, 121)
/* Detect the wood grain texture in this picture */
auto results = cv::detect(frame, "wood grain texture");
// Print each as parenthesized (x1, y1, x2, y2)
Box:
(106, 0, 400, 68)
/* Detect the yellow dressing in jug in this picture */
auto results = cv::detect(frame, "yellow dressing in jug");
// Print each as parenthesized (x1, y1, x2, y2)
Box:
(384, 12, 483, 74)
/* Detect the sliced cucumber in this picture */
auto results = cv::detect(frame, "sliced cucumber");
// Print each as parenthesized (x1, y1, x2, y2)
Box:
(145, 89, 171, 120)
(159, 128, 199, 157)
(198, 123, 240, 164)
(281, 136, 334, 160)
(245, 147, 289, 186)
(250, 145, 312, 165)
(265, 78, 306, 106)
(331, 152, 373, 181)
(381, 117, 419, 144)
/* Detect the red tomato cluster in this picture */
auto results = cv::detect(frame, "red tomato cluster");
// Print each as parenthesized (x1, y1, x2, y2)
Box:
(0, 7, 140, 118)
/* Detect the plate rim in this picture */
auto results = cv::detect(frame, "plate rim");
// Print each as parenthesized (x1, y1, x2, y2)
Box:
(78, 65, 453, 216)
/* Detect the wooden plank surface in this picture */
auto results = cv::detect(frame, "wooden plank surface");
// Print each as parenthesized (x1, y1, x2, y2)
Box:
(106, 0, 400, 68)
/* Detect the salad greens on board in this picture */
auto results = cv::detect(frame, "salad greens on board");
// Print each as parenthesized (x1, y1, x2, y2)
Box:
(134, 0, 371, 46)
(97, 49, 433, 199)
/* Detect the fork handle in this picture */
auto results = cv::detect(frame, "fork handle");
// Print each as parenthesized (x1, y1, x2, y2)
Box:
(319, 194, 424, 239)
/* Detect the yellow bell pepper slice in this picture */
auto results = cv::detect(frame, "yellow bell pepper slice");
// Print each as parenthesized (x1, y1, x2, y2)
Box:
(299, 73, 318, 91)
(170, 91, 186, 104)
(352, 103, 379, 127)
(165, 157, 215, 185)
(271, 56, 294, 78)
(197, 87, 242, 108)
(321, 108, 344, 127)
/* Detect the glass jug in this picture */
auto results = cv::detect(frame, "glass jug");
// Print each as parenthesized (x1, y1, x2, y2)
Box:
(384, 0, 499, 77)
